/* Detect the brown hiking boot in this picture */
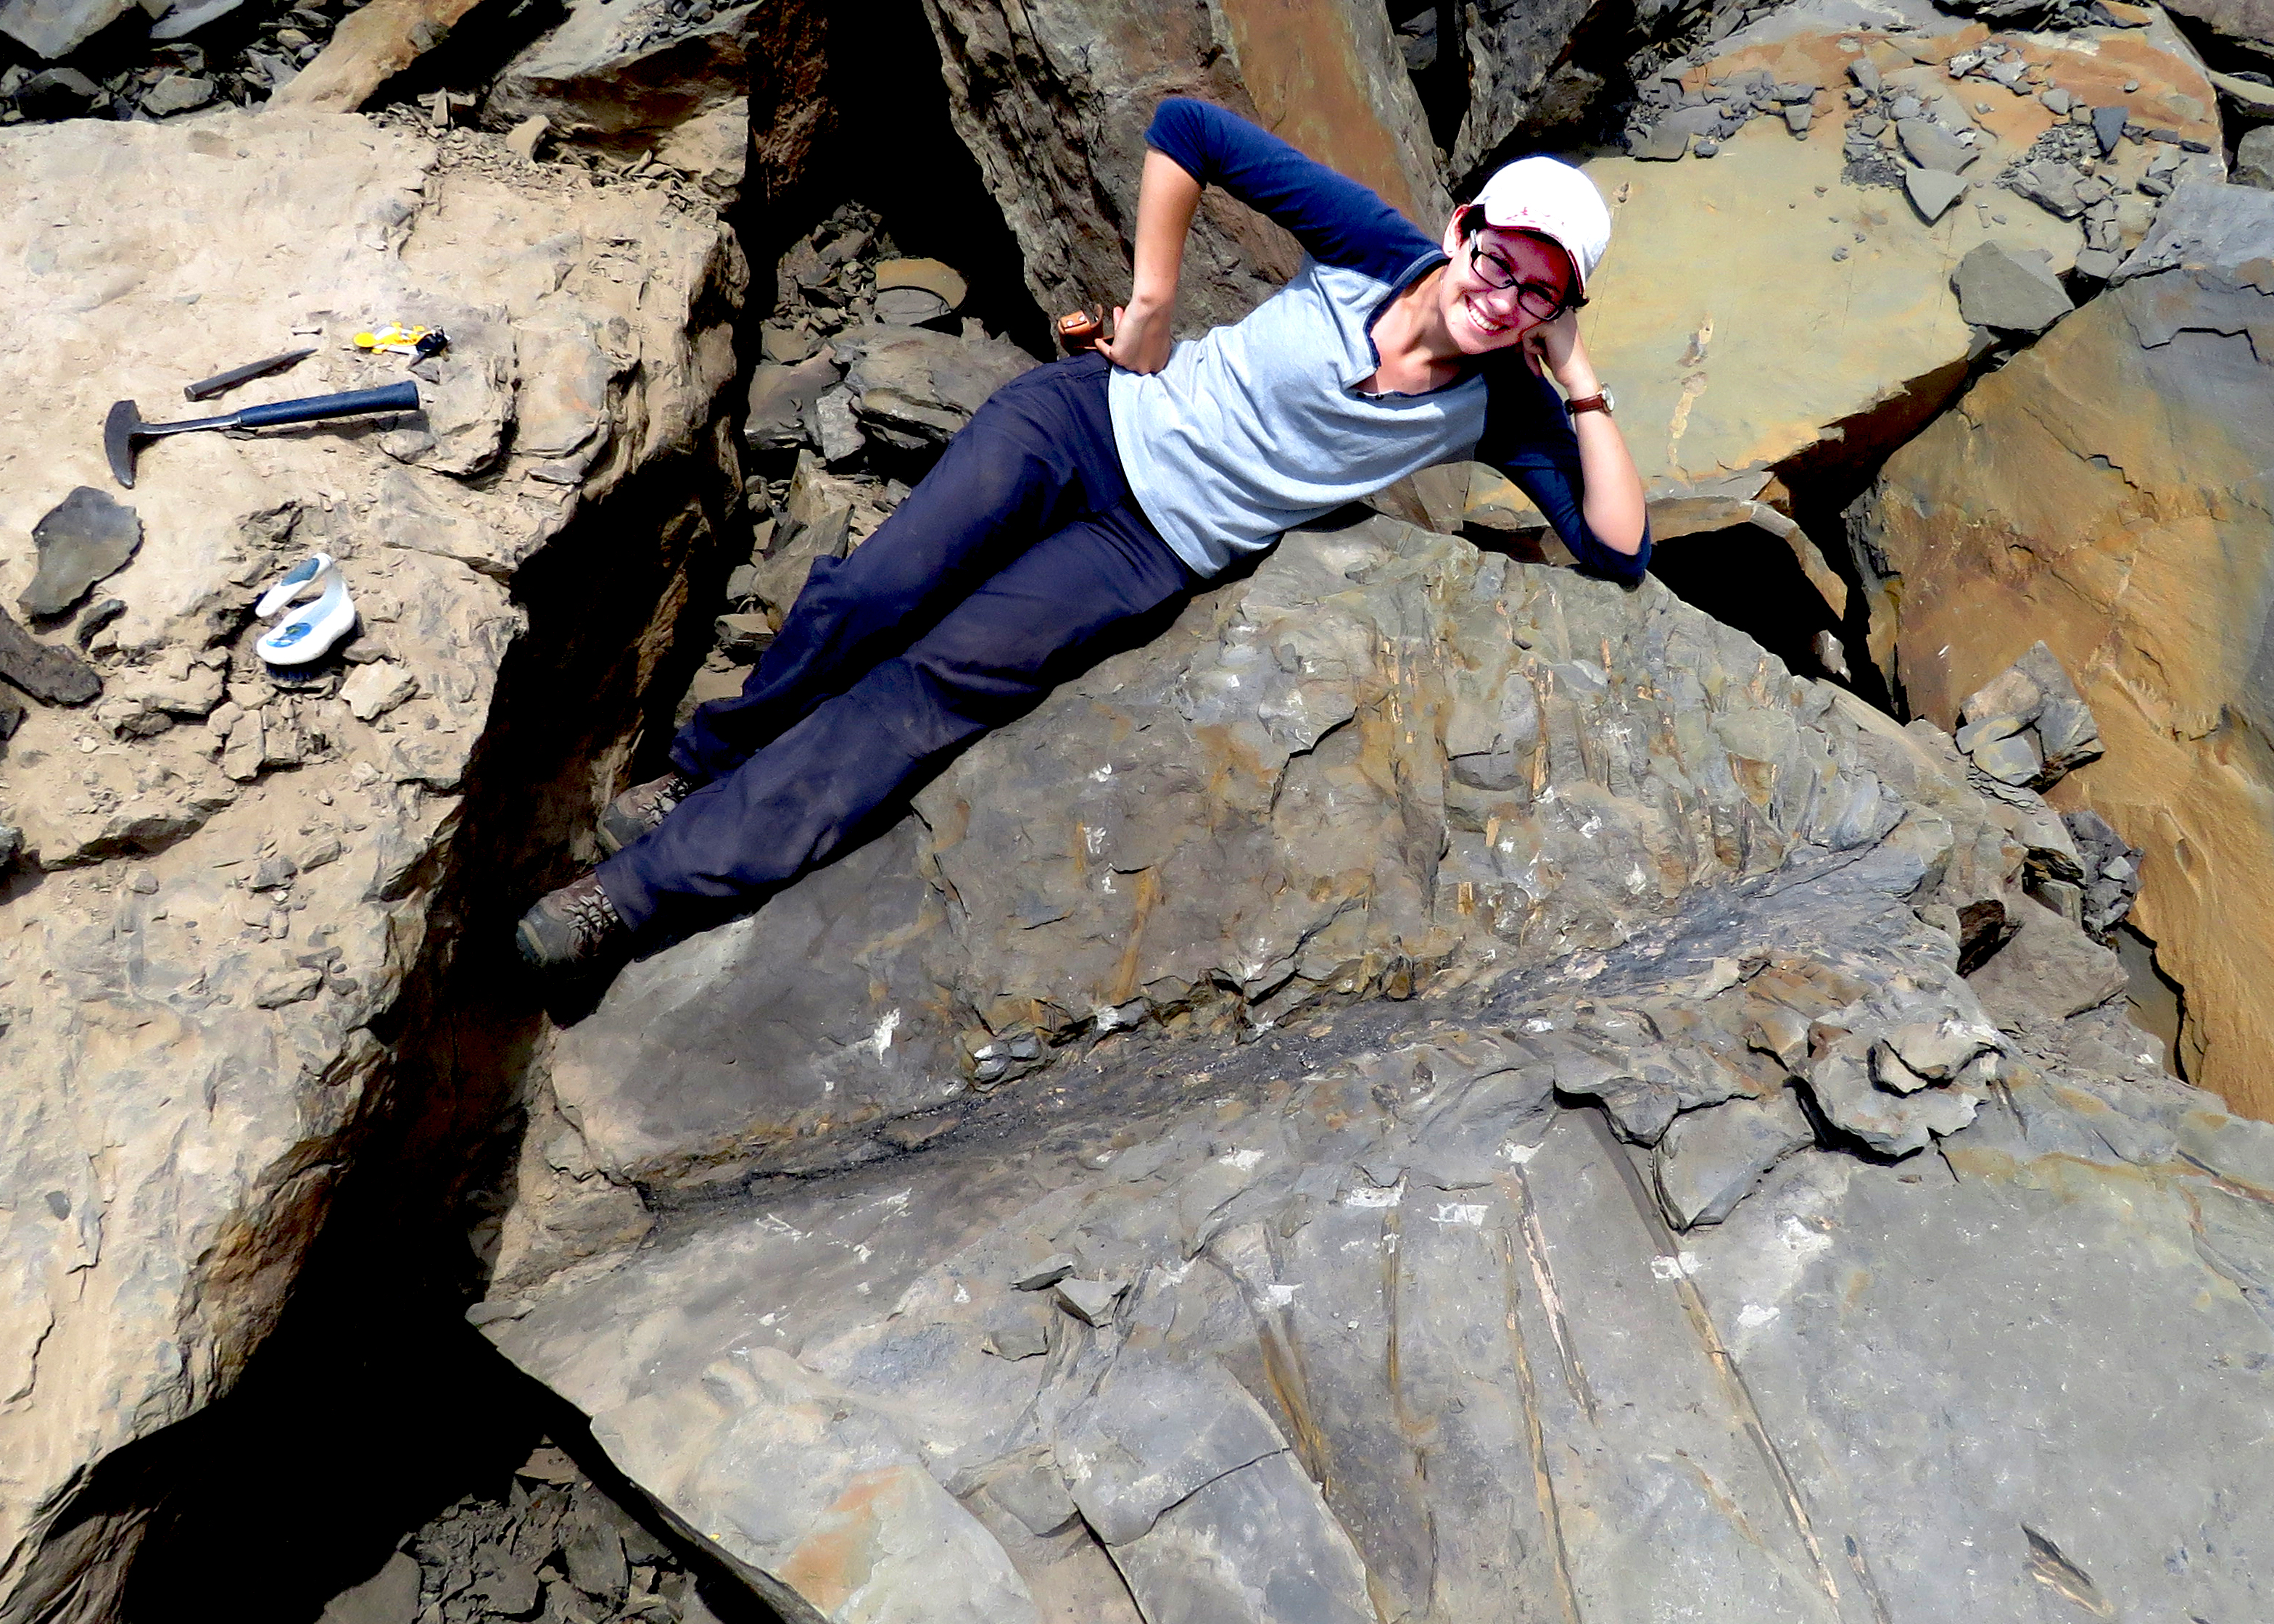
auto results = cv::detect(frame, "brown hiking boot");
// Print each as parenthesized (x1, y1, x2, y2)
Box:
(597, 770, 698, 856)
(515, 871, 628, 970)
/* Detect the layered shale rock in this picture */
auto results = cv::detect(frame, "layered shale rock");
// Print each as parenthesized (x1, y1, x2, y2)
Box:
(0, 109, 743, 1616)
(919, 0, 1449, 333)
(464, 514, 2274, 1623)
(1494, 0, 2224, 539)
(1847, 181, 2274, 1115)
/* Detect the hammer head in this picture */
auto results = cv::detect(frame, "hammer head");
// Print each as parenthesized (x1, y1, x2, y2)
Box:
(104, 399, 145, 489)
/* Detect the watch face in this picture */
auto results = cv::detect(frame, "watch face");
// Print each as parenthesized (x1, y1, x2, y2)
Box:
(1601, 386, 1616, 413)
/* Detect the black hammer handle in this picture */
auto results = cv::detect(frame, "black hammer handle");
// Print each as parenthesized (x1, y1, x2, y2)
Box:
(233, 380, 420, 429)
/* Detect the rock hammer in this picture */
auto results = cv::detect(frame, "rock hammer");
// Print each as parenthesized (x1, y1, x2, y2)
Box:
(104, 379, 420, 488)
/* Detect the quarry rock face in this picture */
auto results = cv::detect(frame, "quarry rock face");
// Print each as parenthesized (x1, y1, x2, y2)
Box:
(481, 519, 2274, 1624)
(918, 0, 1450, 333)
(1439, 0, 2220, 549)
(8, 0, 2274, 1617)
(0, 109, 743, 1617)
(1848, 181, 2274, 1114)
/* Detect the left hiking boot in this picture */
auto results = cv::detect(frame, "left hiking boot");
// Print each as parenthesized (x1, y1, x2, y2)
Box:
(597, 770, 698, 856)
(516, 870, 628, 971)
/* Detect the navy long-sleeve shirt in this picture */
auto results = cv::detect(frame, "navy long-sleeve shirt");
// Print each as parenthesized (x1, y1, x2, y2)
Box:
(1109, 97, 1649, 584)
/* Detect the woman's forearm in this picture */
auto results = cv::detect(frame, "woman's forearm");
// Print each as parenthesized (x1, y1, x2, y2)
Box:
(1571, 408, 1646, 555)
(1129, 149, 1202, 312)
(1099, 149, 1203, 373)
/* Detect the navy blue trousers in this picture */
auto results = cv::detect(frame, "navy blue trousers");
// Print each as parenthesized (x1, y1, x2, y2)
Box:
(597, 352, 1194, 932)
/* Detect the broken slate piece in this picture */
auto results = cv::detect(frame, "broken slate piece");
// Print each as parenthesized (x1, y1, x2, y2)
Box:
(1653, 1090, 1814, 1229)
(1952, 241, 2072, 333)
(1784, 104, 1814, 135)
(1054, 1277, 1126, 1327)
(0, 605, 101, 705)
(2090, 105, 2128, 158)
(1012, 1253, 1078, 1291)
(1898, 117, 1979, 174)
(2041, 87, 2073, 115)
(1904, 167, 1967, 223)
(2007, 159, 2085, 219)
(20, 487, 141, 619)
(1970, 729, 2043, 786)
(140, 72, 215, 117)
(873, 257, 969, 311)
(1630, 123, 1689, 161)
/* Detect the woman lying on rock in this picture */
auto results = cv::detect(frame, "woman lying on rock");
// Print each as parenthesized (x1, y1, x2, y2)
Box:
(516, 96, 1650, 969)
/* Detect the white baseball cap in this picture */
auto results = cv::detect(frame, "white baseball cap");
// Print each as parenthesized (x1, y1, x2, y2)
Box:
(1466, 157, 1613, 294)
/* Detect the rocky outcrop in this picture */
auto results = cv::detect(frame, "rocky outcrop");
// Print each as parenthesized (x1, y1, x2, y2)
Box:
(453, 511, 2274, 1622)
(1523, 0, 2225, 540)
(1452, 0, 1606, 177)
(1847, 181, 2274, 1114)
(0, 109, 743, 1616)
(919, 0, 1449, 333)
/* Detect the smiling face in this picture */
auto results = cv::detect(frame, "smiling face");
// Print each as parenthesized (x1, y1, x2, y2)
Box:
(1431, 211, 1579, 357)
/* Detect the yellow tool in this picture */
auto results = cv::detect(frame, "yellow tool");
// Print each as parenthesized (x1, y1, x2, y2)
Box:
(353, 323, 447, 358)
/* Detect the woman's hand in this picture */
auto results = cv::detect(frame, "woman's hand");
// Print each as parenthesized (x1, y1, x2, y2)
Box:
(1095, 297, 1175, 373)
(1524, 309, 1598, 398)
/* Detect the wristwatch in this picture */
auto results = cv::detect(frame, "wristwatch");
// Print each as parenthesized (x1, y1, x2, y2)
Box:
(1565, 387, 1615, 418)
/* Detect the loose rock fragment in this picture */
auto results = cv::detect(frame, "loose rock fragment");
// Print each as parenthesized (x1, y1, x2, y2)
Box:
(1904, 167, 1967, 223)
(340, 660, 417, 722)
(1011, 1254, 1077, 1291)
(1898, 117, 1979, 174)
(0, 605, 102, 705)
(1054, 1277, 1125, 1326)
(20, 487, 141, 620)
(1653, 1090, 1814, 1228)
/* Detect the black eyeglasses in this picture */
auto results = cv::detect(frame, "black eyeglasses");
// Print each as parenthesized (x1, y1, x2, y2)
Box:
(1468, 241, 1581, 322)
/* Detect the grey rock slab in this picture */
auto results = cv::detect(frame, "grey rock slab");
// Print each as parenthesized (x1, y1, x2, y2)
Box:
(2239, 125, 2274, 191)
(1967, 894, 2130, 1026)
(1653, 1088, 1815, 1227)
(1053, 1276, 1125, 1327)
(742, 349, 840, 452)
(1692, 1143, 2274, 1621)
(1451, 0, 1600, 174)
(2008, 157, 2086, 218)
(0, 604, 99, 705)
(1804, 1036, 1980, 1156)
(2092, 102, 2129, 157)
(926, 0, 1445, 332)
(1968, 727, 2043, 784)
(1903, 166, 1967, 222)
(834, 322, 1035, 452)
(1056, 1352, 1288, 1544)
(19, 486, 139, 620)
(316, 1551, 421, 1624)
(1010, 1254, 1076, 1291)
(1104, 1451, 1376, 1624)
(543, 819, 954, 1187)
(139, 72, 215, 117)
(147, 0, 242, 40)
(1951, 240, 2073, 333)
(811, 384, 863, 464)
(1897, 116, 1980, 173)
(0, 0, 135, 60)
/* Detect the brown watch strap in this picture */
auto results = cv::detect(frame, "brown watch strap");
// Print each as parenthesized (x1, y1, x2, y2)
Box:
(1565, 392, 1612, 416)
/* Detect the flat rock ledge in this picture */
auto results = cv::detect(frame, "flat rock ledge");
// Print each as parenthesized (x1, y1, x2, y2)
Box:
(0, 108, 742, 1615)
(479, 518, 2274, 1623)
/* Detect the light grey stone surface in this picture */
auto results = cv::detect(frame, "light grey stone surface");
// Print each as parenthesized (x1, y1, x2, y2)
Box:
(1953, 241, 2073, 332)
(0, 109, 743, 1618)
(476, 511, 2274, 1623)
